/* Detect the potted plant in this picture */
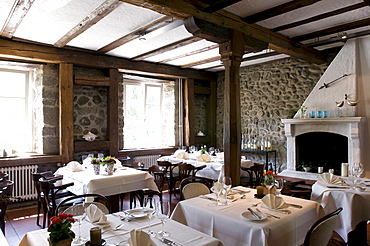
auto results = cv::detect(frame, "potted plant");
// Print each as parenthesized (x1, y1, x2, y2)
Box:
(91, 157, 101, 175)
(101, 156, 116, 175)
(47, 213, 75, 246)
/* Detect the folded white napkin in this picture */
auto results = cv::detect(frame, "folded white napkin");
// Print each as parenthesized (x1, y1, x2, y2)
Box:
(66, 161, 84, 171)
(129, 229, 156, 246)
(215, 152, 224, 159)
(197, 153, 212, 162)
(210, 181, 223, 194)
(176, 151, 189, 159)
(114, 159, 123, 168)
(173, 149, 185, 158)
(261, 194, 290, 212)
(317, 173, 342, 185)
(82, 157, 92, 167)
(86, 204, 109, 225)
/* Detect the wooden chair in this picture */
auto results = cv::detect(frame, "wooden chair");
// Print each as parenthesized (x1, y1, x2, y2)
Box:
(130, 165, 164, 209)
(39, 177, 75, 227)
(240, 163, 264, 188)
(0, 173, 8, 183)
(178, 163, 206, 180)
(56, 194, 111, 215)
(303, 207, 343, 246)
(0, 180, 13, 235)
(157, 161, 179, 203)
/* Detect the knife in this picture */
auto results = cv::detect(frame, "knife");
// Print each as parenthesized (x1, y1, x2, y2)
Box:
(199, 195, 217, 202)
(327, 186, 349, 189)
(286, 203, 303, 209)
(248, 208, 261, 219)
(159, 237, 182, 246)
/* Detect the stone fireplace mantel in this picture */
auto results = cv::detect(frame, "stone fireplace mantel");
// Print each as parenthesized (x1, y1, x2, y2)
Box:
(281, 117, 365, 174)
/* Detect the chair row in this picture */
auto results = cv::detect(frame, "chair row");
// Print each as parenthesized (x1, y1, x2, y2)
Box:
(0, 175, 13, 235)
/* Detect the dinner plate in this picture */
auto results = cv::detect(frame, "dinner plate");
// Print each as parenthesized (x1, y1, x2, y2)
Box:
(241, 211, 267, 221)
(125, 208, 154, 218)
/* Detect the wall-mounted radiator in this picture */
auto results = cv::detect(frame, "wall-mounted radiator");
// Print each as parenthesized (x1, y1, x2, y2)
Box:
(0, 165, 38, 200)
(133, 155, 161, 169)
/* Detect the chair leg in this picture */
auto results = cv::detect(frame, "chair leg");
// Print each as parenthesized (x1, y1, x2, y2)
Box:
(36, 200, 41, 226)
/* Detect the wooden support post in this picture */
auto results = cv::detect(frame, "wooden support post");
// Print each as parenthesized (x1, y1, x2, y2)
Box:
(220, 30, 244, 185)
(108, 68, 119, 156)
(59, 63, 74, 164)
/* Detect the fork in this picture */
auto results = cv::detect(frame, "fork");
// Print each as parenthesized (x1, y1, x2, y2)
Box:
(256, 208, 280, 219)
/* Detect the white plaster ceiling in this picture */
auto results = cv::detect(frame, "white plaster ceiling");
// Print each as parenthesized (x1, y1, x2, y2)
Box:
(1, 0, 370, 73)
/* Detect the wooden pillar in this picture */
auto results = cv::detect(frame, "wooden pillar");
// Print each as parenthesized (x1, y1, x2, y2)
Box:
(59, 63, 74, 164)
(108, 68, 119, 156)
(220, 30, 244, 185)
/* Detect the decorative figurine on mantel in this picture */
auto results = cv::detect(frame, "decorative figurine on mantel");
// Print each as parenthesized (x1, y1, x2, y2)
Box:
(83, 131, 96, 141)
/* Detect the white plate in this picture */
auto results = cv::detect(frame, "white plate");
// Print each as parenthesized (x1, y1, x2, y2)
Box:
(241, 211, 267, 221)
(125, 208, 154, 218)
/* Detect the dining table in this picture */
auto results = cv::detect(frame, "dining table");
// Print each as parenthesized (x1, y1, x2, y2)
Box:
(19, 211, 222, 246)
(171, 186, 324, 246)
(311, 177, 370, 244)
(55, 166, 159, 212)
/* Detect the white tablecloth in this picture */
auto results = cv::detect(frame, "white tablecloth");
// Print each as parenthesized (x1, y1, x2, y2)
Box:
(55, 167, 159, 196)
(19, 213, 222, 246)
(311, 178, 370, 242)
(171, 186, 324, 246)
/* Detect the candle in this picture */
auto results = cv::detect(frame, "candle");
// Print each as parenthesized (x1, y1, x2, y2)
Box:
(341, 163, 348, 177)
(256, 186, 264, 197)
(90, 227, 101, 245)
(318, 167, 323, 174)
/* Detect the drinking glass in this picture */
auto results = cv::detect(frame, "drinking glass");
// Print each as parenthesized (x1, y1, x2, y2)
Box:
(156, 201, 171, 237)
(263, 175, 275, 194)
(222, 177, 232, 205)
(208, 147, 215, 156)
(274, 178, 284, 196)
(144, 197, 156, 237)
(189, 146, 196, 153)
(210, 181, 223, 206)
(72, 204, 87, 244)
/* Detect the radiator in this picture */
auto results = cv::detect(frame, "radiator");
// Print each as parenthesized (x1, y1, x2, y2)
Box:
(0, 165, 38, 200)
(133, 155, 161, 169)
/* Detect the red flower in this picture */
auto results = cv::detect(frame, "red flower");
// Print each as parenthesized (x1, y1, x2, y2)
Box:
(48, 213, 75, 245)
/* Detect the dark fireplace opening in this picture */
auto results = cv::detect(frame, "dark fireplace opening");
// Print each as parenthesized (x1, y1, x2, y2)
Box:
(296, 132, 348, 175)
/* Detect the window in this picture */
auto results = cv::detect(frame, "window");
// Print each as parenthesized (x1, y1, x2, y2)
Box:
(123, 79, 176, 148)
(0, 69, 32, 154)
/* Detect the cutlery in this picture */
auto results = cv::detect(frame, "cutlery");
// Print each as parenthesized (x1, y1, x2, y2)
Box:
(286, 203, 303, 209)
(103, 223, 124, 233)
(248, 208, 261, 219)
(232, 194, 246, 202)
(199, 195, 217, 202)
(327, 186, 349, 189)
(157, 236, 182, 246)
(256, 208, 280, 219)
(251, 202, 260, 207)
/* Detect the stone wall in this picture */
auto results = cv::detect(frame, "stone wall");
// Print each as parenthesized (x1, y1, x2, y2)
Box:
(216, 58, 328, 171)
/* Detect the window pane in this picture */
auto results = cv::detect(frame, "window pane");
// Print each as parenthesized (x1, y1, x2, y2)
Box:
(0, 71, 26, 97)
(146, 86, 161, 105)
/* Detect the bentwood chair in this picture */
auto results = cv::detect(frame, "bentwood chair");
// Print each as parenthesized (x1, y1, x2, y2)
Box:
(0, 180, 14, 234)
(56, 194, 111, 216)
(303, 207, 343, 246)
(157, 161, 179, 203)
(240, 162, 264, 188)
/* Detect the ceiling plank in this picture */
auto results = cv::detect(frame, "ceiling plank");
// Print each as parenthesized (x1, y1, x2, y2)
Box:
(97, 16, 175, 54)
(54, 0, 122, 47)
(363, 0, 370, 6)
(242, 0, 322, 24)
(201, 0, 242, 13)
(131, 36, 202, 60)
(159, 43, 219, 63)
(119, 0, 327, 64)
(293, 17, 370, 41)
(272, 2, 368, 32)
(0, 38, 215, 80)
(0, 0, 36, 38)
(182, 56, 220, 68)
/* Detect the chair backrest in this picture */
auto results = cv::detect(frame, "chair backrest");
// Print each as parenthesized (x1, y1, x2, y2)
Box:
(148, 165, 164, 192)
(56, 194, 111, 216)
(242, 163, 264, 188)
(0, 173, 8, 183)
(32, 171, 53, 197)
(182, 182, 210, 200)
(178, 162, 198, 179)
(0, 180, 14, 197)
(180, 177, 211, 200)
(303, 207, 343, 246)
(131, 161, 145, 169)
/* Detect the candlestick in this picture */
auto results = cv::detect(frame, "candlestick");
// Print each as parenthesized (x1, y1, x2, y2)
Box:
(90, 227, 101, 246)
(318, 167, 323, 174)
(256, 186, 264, 197)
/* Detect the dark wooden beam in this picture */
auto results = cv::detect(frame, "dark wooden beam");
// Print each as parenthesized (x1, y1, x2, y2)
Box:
(120, 0, 327, 64)
(131, 36, 202, 60)
(182, 56, 220, 68)
(108, 68, 119, 157)
(201, 0, 241, 13)
(272, 3, 368, 32)
(363, 0, 370, 6)
(242, 0, 322, 24)
(293, 17, 370, 41)
(74, 75, 110, 86)
(0, 38, 215, 80)
(97, 16, 176, 54)
(0, 0, 35, 38)
(159, 44, 219, 63)
(54, 0, 122, 47)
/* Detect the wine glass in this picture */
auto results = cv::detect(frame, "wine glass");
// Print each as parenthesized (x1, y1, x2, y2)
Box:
(144, 197, 156, 237)
(156, 201, 171, 237)
(189, 146, 196, 153)
(72, 204, 87, 244)
(208, 147, 215, 156)
(274, 178, 284, 196)
(263, 174, 275, 194)
(210, 181, 223, 206)
(222, 177, 232, 205)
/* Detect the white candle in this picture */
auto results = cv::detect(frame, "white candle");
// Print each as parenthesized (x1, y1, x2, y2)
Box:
(341, 163, 348, 177)
(318, 167, 323, 174)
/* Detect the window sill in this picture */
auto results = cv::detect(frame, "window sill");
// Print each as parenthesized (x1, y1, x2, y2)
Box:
(0, 154, 61, 166)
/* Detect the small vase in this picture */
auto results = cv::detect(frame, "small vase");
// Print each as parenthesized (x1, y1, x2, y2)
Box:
(93, 163, 100, 175)
(48, 237, 72, 246)
(106, 163, 114, 175)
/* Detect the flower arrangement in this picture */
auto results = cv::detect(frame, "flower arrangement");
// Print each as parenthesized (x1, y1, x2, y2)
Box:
(48, 213, 75, 245)
(91, 156, 116, 166)
(263, 170, 277, 185)
(298, 104, 308, 118)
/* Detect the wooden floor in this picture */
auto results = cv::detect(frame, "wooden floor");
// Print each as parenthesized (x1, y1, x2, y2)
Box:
(3, 191, 369, 246)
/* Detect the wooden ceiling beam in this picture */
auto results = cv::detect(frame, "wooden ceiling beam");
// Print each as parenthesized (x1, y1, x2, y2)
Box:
(0, 38, 215, 80)
(131, 36, 202, 60)
(242, 0, 322, 24)
(201, 0, 242, 13)
(54, 0, 122, 47)
(363, 0, 370, 6)
(120, 0, 326, 64)
(272, 2, 368, 32)
(0, 0, 35, 38)
(158, 44, 219, 63)
(97, 16, 176, 54)
(181, 56, 220, 68)
(293, 17, 370, 41)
